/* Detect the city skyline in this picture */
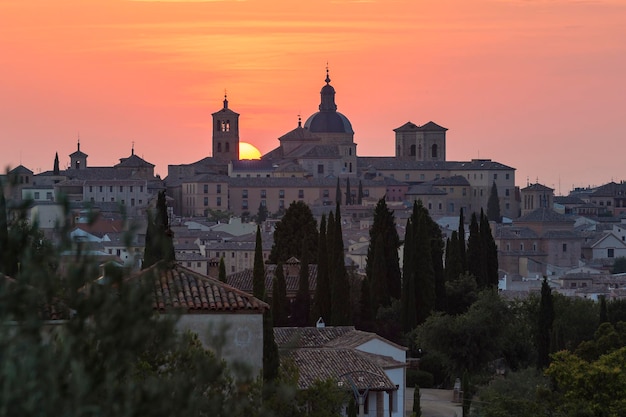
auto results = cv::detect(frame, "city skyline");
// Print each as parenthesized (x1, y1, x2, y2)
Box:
(1, 0, 625, 193)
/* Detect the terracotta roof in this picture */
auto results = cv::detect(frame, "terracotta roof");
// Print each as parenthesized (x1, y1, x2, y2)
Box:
(278, 126, 320, 142)
(227, 264, 318, 296)
(522, 183, 554, 192)
(517, 208, 573, 223)
(129, 263, 268, 313)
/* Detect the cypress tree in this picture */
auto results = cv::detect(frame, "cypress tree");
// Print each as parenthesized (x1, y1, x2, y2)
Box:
(479, 209, 499, 288)
(466, 212, 482, 285)
(537, 277, 554, 369)
(487, 181, 502, 223)
(335, 178, 342, 206)
(218, 257, 226, 282)
(444, 232, 464, 283)
(401, 217, 417, 332)
(263, 308, 279, 383)
(429, 213, 446, 312)
(293, 244, 311, 327)
(313, 214, 331, 323)
(365, 198, 401, 302)
(345, 177, 352, 205)
(268, 200, 318, 264)
(143, 190, 175, 269)
(369, 234, 389, 309)
(413, 385, 422, 417)
(272, 262, 289, 327)
(357, 180, 363, 205)
(53, 152, 60, 176)
(414, 203, 435, 324)
(458, 208, 467, 272)
(0, 185, 9, 275)
(330, 203, 351, 325)
(253, 225, 265, 300)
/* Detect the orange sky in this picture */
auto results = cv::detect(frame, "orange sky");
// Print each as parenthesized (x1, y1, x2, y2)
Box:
(1, 0, 625, 193)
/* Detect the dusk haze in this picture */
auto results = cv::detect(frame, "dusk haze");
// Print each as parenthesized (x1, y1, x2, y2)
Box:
(1, 0, 624, 192)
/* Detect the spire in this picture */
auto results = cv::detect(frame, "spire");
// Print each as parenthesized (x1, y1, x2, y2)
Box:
(77, 134, 80, 152)
(298, 114, 302, 128)
(223, 89, 228, 109)
(53, 152, 60, 175)
(319, 66, 337, 112)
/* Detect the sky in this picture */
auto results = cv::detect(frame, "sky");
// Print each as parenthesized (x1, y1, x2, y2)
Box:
(1, 0, 625, 194)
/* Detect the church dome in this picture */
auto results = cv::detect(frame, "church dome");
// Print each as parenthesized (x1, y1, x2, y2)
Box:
(304, 68, 354, 134)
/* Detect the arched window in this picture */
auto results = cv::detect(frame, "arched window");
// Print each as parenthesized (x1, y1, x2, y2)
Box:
(225, 120, 230, 132)
(431, 144, 438, 158)
(216, 120, 221, 131)
(409, 144, 416, 156)
(217, 142, 222, 152)
(225, 142, 230, 152)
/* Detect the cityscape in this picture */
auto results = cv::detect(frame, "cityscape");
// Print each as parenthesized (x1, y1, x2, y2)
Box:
(1, 1, 626, 416)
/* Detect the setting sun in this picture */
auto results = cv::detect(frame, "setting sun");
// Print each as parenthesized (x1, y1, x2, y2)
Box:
(239, 142, 262, 160)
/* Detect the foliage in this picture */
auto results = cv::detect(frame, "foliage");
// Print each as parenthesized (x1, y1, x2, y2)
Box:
(406, 369, 434, 388)
(612, 256, 626, 274)
(458, 208, 467, 272)
(256, 202, 268, 225)
(269, 201, 318, 264)
(479, 210, 499, 288)
(413, 385, 422, 417)
(218, 257, 226, 282)
(536, 277, 554, 370)
(445, 272, 478, 316)
(551, 293, 598, 352)
(546, 347, 626, 417)
(143, 190, 175, 269)
(365, 198, 401, 309)
(253, 225, 265, 300)
(313, 214, 331, 324)
(263, 309, 280, 384)
(205, 208, 232, 223)
(271, 262, 289, 327)
(462, 369, 471, 417)
(293, 246, 311, 327)
(472, 368, 551, 417)
(329, 203, 351, 325)
(487, 181, 501, 223)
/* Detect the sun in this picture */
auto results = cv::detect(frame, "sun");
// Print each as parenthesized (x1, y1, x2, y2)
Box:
(239, 142, 262, 160)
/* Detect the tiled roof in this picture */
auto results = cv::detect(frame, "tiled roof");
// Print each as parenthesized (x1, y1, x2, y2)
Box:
(393, 121, 447, 132)
(287, 144, 341, 159)
(517, 208, 573, 223)
(522, 183, 554, 192)
(227, 264, 318, 296)
(406, 184, 446, 196)
(278, 126, 320, 142)
(130, 263, 268, 313)
(555, 196, 586, 205)
(282, 348, 398, 391)
(8, 165, 33, 175)
(116, 153, 155, 168)
(230, 160, 276, 171)
(274, 326, 403, 391)
(495, 226, 539, 239)
(357, 157, 514, 172)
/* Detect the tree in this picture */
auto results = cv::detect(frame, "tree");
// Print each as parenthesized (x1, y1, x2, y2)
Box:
(444, 232, 463, 284)
(401, 218, 417, 332)
(536, 277, 554, 370)
(413, 385, 422, 417)
(0, 184, 9, 275)
(357, 180, 363, 205)
(345, 177, 352, 205)
(269, 201, 318, 264)
(219, 257, 227, 282)
(458, 208, 467, 272)
(143, 190, 175, 269)
(292, 245, 311, 327)
(313, 215, 331, 323)
(612, 256, 626, 274)
(479, 209, 499, 288)
(330, 203, 351, 325)
(462, 369, 471, 417)
(335, 178, 342, 206)
(599, 295, 608, 324)
(365, 198, 401, 308)
(256, 202, 268, 225)
(262, 309, 280, 384)
(272, 262, 289, 327)
(466, 212, 482, 286)
(487, 181, 501, 223)
(253, 225, 265, 300)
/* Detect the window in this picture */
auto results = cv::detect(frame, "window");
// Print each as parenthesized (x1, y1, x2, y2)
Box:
(217, 197, 221, 207)
(242, 200, 248, 209)
(46, 192, 52, 200)
(204, 184, 209, 193)
(279, 200, 285, 209)
(110, 186, 113, 192)
(89, 186, 93, 192)
(409, 144, 416, 156)
(279, 189, 285, 198)
(197, 262, 201, 267)
(505, 188, 510, 196)
(120, 186, 123, 192)
(34, 192, 40, 199)
(225, 142, 230, 152)
(438, 203, 442, 210)
(363, 189, 369, 197)
(494, 174, 498, 180)
(506, 173, 510, 180)
(204, 197, 209, 206)
(140, 186, 144, 192)
(608, 248, 615, 258)
(431, 144, 438, 158)
(298, 189, 304, 198)
(217, 142, 222, 152)
(231, 252, 235, 258)
(505, 203, 510, 210)
(405, 173, 410, 180)
(420, 174, 425, 181)
(318, 164, 324, 174)
(99, 186, 103, 192)
(462, 188, 467, 196)
(520, 243, 524, 251)
(130, 186, 133, 192)
(261, 189, 266, 198)
(562, 243, 567, 252)
(231, 266, 235, 272)
(448, 202, 455, 212)
(323, 189, 329, 198)
(217, 184, 221, 194)
(242, 189, 248, 198)
(131, 198, 135, 206)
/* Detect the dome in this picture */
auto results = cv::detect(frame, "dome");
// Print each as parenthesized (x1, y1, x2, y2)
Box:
(304, 112, 354, 134)
(303, 68, 353, 134)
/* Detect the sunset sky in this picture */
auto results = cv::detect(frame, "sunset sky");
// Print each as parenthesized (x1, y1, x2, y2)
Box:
(1, 0, 625, 193)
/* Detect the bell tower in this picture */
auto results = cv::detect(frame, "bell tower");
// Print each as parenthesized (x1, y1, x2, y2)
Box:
(212, 94, 240, 162)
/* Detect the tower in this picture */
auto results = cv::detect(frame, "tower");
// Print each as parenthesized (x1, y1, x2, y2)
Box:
(69, 139, 88, 169)
(212, 94, 240, 162)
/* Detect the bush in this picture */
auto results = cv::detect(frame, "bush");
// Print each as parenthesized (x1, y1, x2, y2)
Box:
(406, 369, 434, 388)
